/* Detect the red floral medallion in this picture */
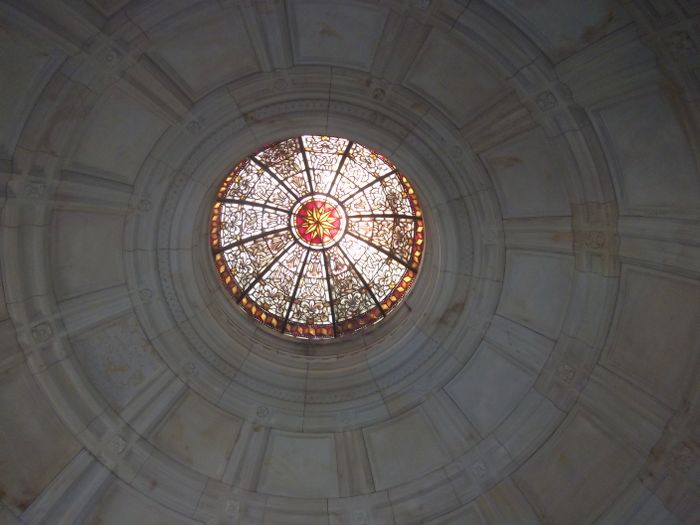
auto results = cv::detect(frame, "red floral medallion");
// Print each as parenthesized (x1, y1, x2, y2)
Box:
(294, 198, 342, 246)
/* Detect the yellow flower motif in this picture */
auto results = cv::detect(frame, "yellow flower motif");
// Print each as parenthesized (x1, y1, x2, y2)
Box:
(302, 206, 336, 241)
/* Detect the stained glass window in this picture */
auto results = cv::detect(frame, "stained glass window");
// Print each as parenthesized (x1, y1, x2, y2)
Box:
(210, 135, 424, 339)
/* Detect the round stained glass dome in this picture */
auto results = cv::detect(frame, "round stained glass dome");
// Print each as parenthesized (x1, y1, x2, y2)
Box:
(210, 135, 424, 339)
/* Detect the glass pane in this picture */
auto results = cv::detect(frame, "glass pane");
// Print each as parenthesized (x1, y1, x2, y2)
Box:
(211, 135, 424, 339)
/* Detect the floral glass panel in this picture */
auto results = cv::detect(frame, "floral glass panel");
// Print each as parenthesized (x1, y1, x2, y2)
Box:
(210, 135, 424, 339)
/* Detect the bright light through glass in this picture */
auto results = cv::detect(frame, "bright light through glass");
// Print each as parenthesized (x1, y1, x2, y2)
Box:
(210, 135, 424, 339)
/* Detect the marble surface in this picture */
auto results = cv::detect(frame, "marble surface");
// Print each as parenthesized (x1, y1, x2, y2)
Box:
(0, 0, 699, 524)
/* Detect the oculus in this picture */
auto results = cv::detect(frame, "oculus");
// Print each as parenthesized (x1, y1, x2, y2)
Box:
(210, 135, 424, 339)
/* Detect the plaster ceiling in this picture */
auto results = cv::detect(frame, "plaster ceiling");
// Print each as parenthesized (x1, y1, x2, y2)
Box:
(0, 1, 699, 524)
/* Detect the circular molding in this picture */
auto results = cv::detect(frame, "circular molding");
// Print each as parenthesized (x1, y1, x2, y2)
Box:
(122, 75, 496, 431)
(0, 1, 638, 517)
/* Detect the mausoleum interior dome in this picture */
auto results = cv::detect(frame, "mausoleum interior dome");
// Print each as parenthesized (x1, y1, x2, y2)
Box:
(1, 1, 699, 524)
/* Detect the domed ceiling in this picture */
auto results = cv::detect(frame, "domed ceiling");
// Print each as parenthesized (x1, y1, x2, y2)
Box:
(0, 1, 699, 524)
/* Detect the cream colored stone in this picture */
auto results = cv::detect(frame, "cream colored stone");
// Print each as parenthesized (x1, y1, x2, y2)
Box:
(496, 0, 631, 62)
(423, 503, 487, 525)
(495, 390, 563, 462)
(497, 251, 575, 339)
(0, 259, 7, 322)
(262, 496, 329, 525)
(389, 470, 460, 525)
(602, 266, 700, 408)
(515, 409, 639, 525)
(130, 449, 207, 516)
(327, 492, 394, 525)
(618, 216, 700, 279)
(0, 319, 20, 367)
(0, 2, 698, 524)
(406, 32, 505, 126)
(86, 0, 130, 17)
(478, 478, 542, 524)
(150, 10, 259, 99)
(70, 87, 167, 184)
(335, 429, 375, 496)
(19, 450, 112, 525)
(446, 342, 535, 436)
(364, 408, 449, 490)
(83, 480, 201, 525)
(258, 431, 339, 498)
(0, 32, 57, 158)
(482, 127, 571, 218)
(445, 437, 514, 504)
(0, 365, 81, 513)
(0, 507, 22, 525)
(51, 210, 125, 300)
(595, 89, 700, 217)
(72, 314, 164, 411)
(153, 391, 242, 479)
(289, 0, 388, 71)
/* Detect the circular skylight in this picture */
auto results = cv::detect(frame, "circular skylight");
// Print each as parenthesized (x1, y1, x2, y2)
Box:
(210, 135, 424, 339)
